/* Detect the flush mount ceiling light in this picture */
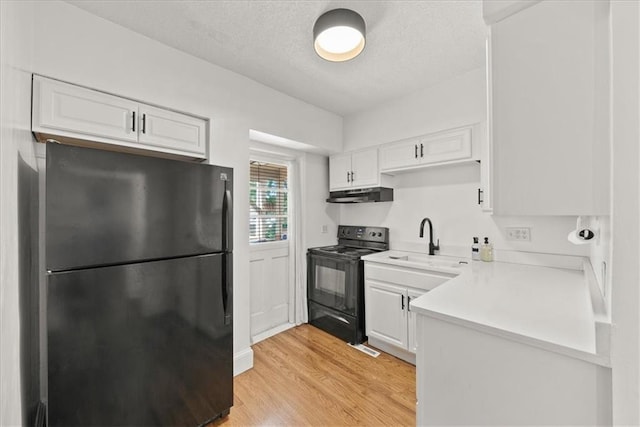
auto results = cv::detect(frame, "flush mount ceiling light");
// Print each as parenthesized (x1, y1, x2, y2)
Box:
(313, 8, 366, 62)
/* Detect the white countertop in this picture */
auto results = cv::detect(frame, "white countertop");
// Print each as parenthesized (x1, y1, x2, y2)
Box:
(363, 251, 609, 366)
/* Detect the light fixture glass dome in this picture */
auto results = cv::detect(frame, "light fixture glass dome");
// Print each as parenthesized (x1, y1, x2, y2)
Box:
(313, 9, 366, 62)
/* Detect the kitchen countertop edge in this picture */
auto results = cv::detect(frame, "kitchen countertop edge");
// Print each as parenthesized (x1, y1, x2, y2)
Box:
(364, 251, 612, 368)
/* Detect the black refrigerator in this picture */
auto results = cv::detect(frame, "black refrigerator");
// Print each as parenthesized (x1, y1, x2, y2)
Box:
(44, 143, 233, 426)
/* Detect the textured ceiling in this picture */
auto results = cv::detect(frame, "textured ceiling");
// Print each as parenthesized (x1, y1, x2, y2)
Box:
(67, 0, 487, 116)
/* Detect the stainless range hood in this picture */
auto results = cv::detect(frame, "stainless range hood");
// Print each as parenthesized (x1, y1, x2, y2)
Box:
(326, 187, 394, 203)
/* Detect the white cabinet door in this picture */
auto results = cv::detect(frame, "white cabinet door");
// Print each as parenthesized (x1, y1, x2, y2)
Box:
(33, 76, 138, 143)
(329, 153, 352, 190)
(365, 280, 407, 349)
(138, 104, 206, 157)
(351, 148, 379, 188)
(379, 138, 421, 172)
(490, 1, 609, 215)
(407, 289, 427, 354)
(420, 127, 472, 165)
(380, 126, 474, 173)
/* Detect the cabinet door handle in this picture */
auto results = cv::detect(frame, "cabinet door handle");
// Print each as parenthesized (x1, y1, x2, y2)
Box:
(478, 188, 484, 205)
(141, 113, 146, 134)
(350, 171, 354, 182)
(414, 144, 418, 159)
(347, 171, 351, 183)
(420, 143, 424, 158)
(401, 294, 405, 310)
(131, 111, 136, 132)
(407, 296, 412, 312)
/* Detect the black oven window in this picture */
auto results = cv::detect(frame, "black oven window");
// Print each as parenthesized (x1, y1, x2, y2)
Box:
(315, 265, 346, 297)
(308, 256, 358, 316)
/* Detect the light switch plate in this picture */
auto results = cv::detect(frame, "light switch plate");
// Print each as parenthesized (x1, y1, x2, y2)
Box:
(506, 227, 531, 241)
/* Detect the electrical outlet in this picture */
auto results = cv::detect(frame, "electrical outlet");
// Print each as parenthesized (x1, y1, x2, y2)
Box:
(321, 225, 328, 234)
(506, 227, 531, 241)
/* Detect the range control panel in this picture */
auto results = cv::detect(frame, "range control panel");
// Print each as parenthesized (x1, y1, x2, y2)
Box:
(338, 225, 389, 244)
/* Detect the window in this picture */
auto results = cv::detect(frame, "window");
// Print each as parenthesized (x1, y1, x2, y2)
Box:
(249, 161, 288, 243)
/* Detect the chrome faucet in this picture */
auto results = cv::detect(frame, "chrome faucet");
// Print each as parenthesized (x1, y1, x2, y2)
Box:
(419, 217, 440, 256)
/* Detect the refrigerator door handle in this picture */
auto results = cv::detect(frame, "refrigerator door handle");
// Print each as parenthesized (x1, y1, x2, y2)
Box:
(222, 188, 232, 252)
(222, 186, 233, 326)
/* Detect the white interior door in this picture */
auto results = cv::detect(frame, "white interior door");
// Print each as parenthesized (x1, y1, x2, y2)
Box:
(248, 156, 295, 343)
(250, 244, 290, 341)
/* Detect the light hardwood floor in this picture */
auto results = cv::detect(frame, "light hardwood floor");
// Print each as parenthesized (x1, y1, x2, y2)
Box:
(213, 325, 416, 426)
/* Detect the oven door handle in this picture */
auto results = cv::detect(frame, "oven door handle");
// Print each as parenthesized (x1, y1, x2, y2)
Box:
(323, 311, 350, 325)
(307, 252, 359, 263)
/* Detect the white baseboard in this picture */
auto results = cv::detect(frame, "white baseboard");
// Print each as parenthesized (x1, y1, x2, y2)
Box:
(368, 337, 416, 365)
(251, 322, 295, 345)
(233, 347, 254, 376)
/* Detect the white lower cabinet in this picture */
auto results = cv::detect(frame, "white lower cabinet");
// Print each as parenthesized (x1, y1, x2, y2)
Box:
(416, 315, 612, 426)
(407, 288, 424, 353)
(366, 281, 411, 349)
(364, 261, 452, 364)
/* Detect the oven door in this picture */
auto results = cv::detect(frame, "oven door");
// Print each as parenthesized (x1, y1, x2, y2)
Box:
(307, 252, 360, 316)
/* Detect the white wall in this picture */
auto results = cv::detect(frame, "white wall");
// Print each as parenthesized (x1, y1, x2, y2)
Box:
(610, 1, 640, 423)
(0, 2, 36, 426)
(302, 153, 340, 248)
(2, 0, 342, 397)
(342, 68, 587, 258)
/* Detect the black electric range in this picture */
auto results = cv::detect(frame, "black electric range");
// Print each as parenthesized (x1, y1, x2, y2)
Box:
(307, 225, 389, 344)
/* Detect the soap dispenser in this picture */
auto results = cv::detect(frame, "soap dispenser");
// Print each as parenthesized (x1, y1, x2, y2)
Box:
(480, 237, 494, 262)
(471, 237, 480, 261)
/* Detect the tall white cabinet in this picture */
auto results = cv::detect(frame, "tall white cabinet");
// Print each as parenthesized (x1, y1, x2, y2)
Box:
(488, 0, 610, 215)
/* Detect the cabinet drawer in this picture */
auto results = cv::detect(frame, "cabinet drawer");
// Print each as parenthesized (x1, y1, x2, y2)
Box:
(365, 263, 453, 291)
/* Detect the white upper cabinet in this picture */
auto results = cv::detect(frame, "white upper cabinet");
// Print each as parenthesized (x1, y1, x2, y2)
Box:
(488, 0, 610, 215)
(329, 152, 353, 190)
(329, 148, 380, 191)
(350, 148, 379, 187)
(33, 76, 139, 144)
(380, 125, 475, 174)
(32, 76, 208, 160)
(138, 104, 206, 156)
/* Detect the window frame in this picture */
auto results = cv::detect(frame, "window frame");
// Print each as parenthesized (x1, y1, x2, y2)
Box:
(249, 158, 290, 245)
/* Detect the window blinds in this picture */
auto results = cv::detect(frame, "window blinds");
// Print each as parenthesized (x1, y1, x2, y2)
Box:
(249, 161, 288, 243)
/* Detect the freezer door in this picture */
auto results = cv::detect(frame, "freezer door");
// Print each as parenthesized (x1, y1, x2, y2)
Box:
(46, 253, 233, 426)
(45, 143, 233, 271)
